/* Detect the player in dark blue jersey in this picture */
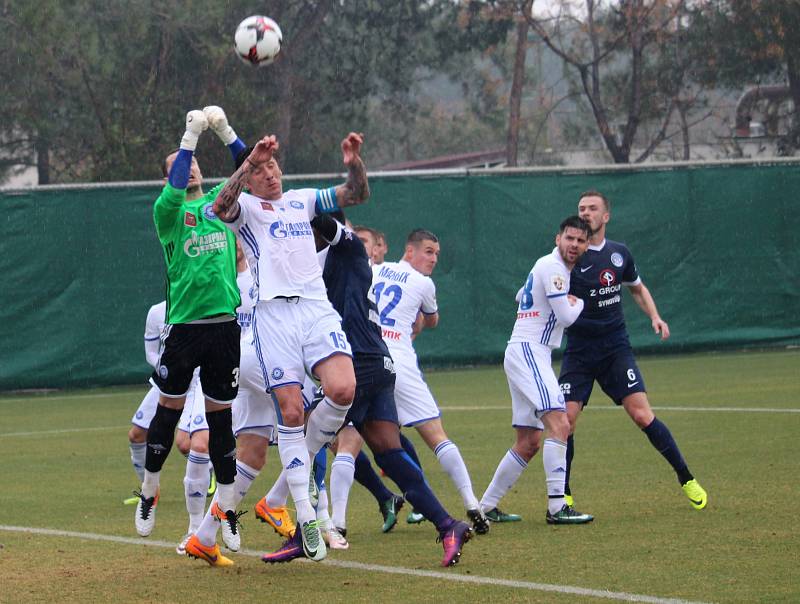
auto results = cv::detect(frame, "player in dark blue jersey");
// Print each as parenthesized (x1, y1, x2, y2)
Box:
(558, 191, 707, 511)
(264, 210, 474, 568)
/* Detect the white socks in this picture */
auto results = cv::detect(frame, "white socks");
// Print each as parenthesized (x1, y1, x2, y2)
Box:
(141, 470, 160, 499)
(277, 424, 315, 525)
(330, 453, 356, 530)
(129, 442, 146, 483)
(434, 439, 480, 510)
(304, 397, 351, 456)
(543, 438, 567, 514)
(265, 470, 290, 508)
(183, 450, 210, 532)
(195, 460, 259, 547)
(480, 448, 528, 512)
(316, 484, 331, 532)
(233, 460, 260, 504)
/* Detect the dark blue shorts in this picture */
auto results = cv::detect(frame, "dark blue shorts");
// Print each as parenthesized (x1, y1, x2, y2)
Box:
(558, 336, 646, 406)
(345, 353, 399, 428)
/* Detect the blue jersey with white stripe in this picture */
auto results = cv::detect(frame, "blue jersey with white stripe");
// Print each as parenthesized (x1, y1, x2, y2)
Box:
(566, 239, 640, 339)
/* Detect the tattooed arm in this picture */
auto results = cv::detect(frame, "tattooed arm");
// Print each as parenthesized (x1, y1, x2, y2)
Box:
(335, 132, 370, 208)
(213, 135, 278, 222)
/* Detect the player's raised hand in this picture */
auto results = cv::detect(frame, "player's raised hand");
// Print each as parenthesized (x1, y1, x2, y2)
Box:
(180, 110, 208, 151)
(247, 135, 279, 166)
(186, 110, 208, 134)
(203, 105, 239, 146)
(341, 132, 364, 166)
(652, 317, 670, 340)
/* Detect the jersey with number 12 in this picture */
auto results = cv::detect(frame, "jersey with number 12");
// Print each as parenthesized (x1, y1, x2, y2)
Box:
(371, 260, 437, 354)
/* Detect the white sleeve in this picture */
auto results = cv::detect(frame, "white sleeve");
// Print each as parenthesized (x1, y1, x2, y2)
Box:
(143, 304, 164, 369)
(420, 278, 438, 315)
(550, 294, 584, 327)
(543, 264, 570, 298)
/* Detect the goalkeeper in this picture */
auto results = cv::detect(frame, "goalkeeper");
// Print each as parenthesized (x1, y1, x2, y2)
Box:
(134, 107, 247, 567)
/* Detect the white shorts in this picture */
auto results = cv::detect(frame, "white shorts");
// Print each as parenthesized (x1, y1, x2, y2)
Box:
(389, 347, 440, 427)
(252, 298, 351, 389)
(131, 384, 160, 429)
(132, 378, 207, 433)
(232, 339, 276, 441)
(178, 379, 208, 435)
(504, 341, 565, 430)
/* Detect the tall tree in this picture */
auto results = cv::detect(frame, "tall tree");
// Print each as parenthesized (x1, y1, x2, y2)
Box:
(525, 0, 710, 163)
(689, 0, 800, 152)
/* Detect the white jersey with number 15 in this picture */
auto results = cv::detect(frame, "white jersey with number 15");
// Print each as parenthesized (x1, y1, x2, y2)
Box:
(371, 259, 437, 354)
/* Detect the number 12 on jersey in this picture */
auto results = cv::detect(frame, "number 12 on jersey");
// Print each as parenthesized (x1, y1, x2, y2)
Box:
(373, 282, 403, 326)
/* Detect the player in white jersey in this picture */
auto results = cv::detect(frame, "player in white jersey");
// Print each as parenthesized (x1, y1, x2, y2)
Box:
(127, 301, 213, 549)
(211, 132, 369, 562)
(371, 229, 489, 534)
(479, 216, 594, 525)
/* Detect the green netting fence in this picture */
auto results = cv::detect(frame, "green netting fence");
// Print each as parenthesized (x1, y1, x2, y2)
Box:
(2, 159, 798, 390)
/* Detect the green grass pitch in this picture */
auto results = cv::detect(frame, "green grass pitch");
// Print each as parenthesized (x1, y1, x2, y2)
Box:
(0, 349, 798, 603)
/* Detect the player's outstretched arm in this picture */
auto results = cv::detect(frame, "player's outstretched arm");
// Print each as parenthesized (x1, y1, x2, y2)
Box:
(154, 110, 208, 240)
(203, 105, 246, 161)
(213, 135, 277, 222)
(167, 110, 208, 190)
(335, 132, 370, 208)
(628, 282, 670, 340)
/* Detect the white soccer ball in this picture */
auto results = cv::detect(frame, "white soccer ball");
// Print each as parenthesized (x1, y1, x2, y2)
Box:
(234, 15, 282, 66)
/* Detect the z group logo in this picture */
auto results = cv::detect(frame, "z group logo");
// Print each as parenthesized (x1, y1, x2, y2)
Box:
(599, 269, 616, 286)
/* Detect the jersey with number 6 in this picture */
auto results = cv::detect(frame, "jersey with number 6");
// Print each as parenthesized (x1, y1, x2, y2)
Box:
(509, 247, 573, 349)
(371, 260, 437, 354)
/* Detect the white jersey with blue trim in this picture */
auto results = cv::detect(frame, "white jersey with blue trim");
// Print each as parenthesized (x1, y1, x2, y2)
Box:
(229, 188, 332, 301)
(509, 247, 574, 349)
(144, 301, 167, 369)
(372, 259, 437, 355)
(236, 269, 256, 340)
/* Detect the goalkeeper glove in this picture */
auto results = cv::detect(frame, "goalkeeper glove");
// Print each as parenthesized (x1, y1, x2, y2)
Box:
(180, 110, 208, 151)
(203, 105, 239, 146)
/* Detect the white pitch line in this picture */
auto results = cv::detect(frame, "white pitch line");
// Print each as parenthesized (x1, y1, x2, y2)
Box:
(0, 391, 142, 404)
(3, 403, 800, 439)
(0, 425, 125, 438)
(0, 525, 711, 604)
(440, 405, 800, 413)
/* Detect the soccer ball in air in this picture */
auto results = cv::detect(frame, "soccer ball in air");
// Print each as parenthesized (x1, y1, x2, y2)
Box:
(234, 16, 282, 66)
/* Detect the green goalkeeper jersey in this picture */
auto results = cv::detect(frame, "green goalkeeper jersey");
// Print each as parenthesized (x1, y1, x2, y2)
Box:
(153, 182, 240, 324)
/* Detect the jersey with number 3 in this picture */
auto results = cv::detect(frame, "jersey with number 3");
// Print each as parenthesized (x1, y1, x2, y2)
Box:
(371, 260, 437, 354)
(509, 247, 573, 349)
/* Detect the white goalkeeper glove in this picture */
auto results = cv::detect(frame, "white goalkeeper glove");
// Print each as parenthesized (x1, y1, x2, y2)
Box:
(180, 110, 208, 151)
(203, 105, 239, 146)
